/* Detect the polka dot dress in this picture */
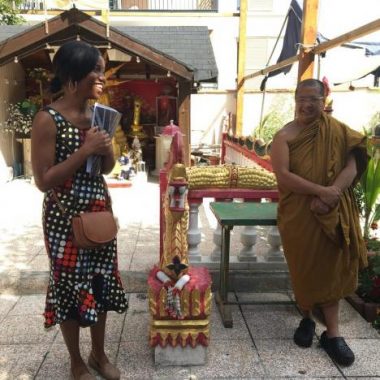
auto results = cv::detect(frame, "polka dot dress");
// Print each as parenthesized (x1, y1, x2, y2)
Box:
(42, 107, 128, 328)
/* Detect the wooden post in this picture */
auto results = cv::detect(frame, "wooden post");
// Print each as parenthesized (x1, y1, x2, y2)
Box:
(298, 0, 319, 81)
(178, 79, 191, 166)
(236, 0, 247, 136)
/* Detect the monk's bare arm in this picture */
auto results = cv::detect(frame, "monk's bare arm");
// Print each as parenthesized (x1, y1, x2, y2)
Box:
(271, 129, 341, 203)
(333, 153, 357, 192)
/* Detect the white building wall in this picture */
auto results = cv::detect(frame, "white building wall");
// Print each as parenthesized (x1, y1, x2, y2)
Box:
(190, 91, 236, 146)
(15, 1, 380, 148)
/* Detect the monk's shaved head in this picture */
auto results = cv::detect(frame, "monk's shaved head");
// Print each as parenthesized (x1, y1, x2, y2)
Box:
(296, 79, 325, 97)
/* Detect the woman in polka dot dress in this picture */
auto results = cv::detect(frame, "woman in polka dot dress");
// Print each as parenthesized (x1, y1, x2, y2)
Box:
(31, 41, 127, 380)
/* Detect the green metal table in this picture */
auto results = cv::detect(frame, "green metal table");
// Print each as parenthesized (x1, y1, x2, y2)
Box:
(210, 201, 278, 327)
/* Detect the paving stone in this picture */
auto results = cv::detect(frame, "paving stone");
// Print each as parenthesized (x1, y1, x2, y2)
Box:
(0, 314, 57, 345)
(339, 338, 380, 377)
(190, 339, 265, 379)
(1, 179, 380, 379)
(7, 294, 45, 316)
(0, 343, 51, 379)
(255, 338, 343, 378)
(242, 303, 302, 340)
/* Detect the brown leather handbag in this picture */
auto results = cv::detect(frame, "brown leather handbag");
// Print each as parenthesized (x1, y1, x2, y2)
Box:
(71, 211, 117, 249)
(52, 190, 117, 249)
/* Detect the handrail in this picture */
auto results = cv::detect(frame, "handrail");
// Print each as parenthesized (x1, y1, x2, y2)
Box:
(221, 133, 273, 172)
(17, 0, 219, 12)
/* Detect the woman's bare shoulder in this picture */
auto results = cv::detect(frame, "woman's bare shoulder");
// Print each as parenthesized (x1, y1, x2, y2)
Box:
(32, 108, 56, 134)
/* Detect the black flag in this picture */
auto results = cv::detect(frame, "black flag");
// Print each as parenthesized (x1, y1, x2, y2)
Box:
(260, 0, 302, 91)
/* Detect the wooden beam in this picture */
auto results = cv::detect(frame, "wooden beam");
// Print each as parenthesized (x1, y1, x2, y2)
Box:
(178, 80, 191, 166)
(297, 0, 319, 81)
(241, 17, 380, 84)
(0, 20, 81, 64)
(236, 0, 247, 136)
(0, 25, 81, 66)
(240, 54, 301, 84)
(313, 18, 380, 55)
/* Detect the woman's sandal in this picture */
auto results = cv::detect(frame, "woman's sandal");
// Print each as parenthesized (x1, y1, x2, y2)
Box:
(88, 352, 120, 380)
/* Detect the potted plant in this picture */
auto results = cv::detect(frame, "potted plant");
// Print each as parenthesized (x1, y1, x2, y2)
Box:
(1, 98, 39, 177)
(348, 112, 380, 330)
(356, 252, 380, 324)
(3, 98, 38, 137)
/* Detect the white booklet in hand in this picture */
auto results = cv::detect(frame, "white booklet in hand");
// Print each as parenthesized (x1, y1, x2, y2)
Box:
(86, 102, 122, 176)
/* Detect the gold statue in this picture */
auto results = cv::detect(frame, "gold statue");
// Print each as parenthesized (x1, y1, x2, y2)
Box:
(148, 132, 212, 349)
(128, 98, 147, 139)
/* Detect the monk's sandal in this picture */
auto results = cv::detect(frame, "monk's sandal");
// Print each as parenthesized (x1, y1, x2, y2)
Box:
(320, 331, 355, 366)
(293, 318, 315, 347)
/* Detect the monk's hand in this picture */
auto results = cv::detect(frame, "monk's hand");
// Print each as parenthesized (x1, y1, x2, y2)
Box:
(318, 185, 342, 208)
(310, 196, 330, 215)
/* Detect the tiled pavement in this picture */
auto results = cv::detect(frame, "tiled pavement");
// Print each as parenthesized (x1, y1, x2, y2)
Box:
(0, 178, 379, 379)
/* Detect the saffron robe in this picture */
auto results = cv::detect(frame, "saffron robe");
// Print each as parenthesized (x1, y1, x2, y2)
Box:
(277, 113, 368, 310)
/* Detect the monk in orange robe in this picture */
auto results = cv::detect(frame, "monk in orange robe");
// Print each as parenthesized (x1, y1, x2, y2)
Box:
(271, 79, 368, 366)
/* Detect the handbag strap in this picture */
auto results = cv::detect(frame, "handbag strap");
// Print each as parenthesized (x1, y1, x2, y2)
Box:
(51, 177, 112, 219)
(51, 189, 70, 218)
(102, 176, 113, 211)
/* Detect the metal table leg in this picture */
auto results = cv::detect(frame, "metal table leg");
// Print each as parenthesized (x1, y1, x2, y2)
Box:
(216, 225, 233, 327)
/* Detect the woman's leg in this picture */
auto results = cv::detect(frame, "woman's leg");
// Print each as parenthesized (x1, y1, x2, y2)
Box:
(60, 319, 90, 378)
(90, 312, 108, 362)
(89, 313, 120, 379)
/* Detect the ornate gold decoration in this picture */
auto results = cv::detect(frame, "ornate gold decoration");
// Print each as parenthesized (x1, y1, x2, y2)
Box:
(159, 287, 168, 317)
(186, 164, 277, 189)
(152, 320, 209, 328)
(204, 286, 212, 316)
(191, 288, 201, 316)
(160, 164, 189, 279)
(182, 287, 190, 318)
(148, 157, 212, 349)
(148, 287, 156, 316)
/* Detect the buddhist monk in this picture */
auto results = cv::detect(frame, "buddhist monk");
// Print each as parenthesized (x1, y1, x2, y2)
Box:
(271, 78, 368, 366)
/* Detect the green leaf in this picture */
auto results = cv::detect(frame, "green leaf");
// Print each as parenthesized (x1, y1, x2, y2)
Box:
(365, 158, 375, 212)
(373, 203, 380, 222)
(369, 158, 380, 208)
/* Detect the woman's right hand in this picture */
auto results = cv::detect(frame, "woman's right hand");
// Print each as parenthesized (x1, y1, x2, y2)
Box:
(83, 127, 112, 156)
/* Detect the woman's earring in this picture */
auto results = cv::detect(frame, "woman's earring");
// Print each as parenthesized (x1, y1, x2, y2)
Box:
(68, 80, 78, 94)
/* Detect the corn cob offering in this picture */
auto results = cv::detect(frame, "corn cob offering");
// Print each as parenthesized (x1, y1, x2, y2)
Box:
(186, 164, 277, 189)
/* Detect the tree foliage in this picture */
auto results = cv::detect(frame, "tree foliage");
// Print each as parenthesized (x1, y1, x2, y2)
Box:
(0, 0, 25, 25)
(253, 95, 294, 143)
(356, 111, 380, 240)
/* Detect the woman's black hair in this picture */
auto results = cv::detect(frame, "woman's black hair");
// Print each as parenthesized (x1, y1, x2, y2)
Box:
(295, 78, 325, 97)
(50, 41, 101, 93)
